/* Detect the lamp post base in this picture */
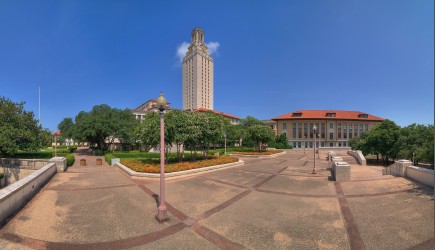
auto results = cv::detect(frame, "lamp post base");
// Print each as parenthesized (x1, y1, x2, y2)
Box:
(156, 208, 169, 223)
(311, 170, 318, 174)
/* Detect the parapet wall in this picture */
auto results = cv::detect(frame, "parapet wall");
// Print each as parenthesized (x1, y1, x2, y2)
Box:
(0, 158, 48, 170)
(0, 162, 57, 224)
(384, 160, 434, 187)
(347, 150, 366, 165)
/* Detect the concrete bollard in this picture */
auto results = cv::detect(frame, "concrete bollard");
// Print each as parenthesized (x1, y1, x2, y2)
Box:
(80, 159, 86, 166)
(96, 158, 102, 166)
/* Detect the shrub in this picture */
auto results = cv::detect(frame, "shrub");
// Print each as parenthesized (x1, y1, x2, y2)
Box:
(0, 172, 4, 179)
(66, 154, 75, 166)
(94, 150, 104, 156)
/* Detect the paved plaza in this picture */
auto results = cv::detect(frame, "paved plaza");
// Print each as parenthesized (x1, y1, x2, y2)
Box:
(0, 150, 433, 249)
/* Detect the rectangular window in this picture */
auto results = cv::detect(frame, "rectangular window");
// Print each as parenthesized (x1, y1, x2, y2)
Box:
(298, 142, 301, 148)
(329, 123, 334, 129)
(321, 142, 324, 147)
(292, 124, 296, 138)
(365, 124, 369, 131)
(359, 124, 363, 135)
(329, 132, 333, 140)
(304, 123, 308, 138)
(298, 123, 302, 139)
(321, 123, 325, 138)
(338, 123, 342, 139)
(293, 142, 296, 148)
(339, 142, 342, 147)
(349, 124, 353, 139)
(354, 124, 358, 137)
(309, 123, 313, 138)
(283, 123, 287, 130)
(309, 142, 313, 148)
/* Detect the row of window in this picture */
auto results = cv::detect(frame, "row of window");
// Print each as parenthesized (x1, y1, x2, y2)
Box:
(291, 141, 348, 148)
(284, 122, 370, 139)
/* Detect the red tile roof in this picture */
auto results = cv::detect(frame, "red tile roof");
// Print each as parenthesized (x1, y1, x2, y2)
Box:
(53, 131, 61, 136)
(193, 107, 240, 119)
(272, 110, 383, 121)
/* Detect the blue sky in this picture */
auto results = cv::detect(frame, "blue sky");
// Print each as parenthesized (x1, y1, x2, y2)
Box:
(0, 0, 433, 131)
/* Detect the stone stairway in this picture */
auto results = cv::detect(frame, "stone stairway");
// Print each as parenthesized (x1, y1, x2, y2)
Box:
(338, 155, 359, 165)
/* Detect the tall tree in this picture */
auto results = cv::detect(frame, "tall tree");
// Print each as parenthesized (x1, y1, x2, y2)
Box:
(73, 104, 137, 150)
(0, 97, 43, 155)
(58, 117, 75, 139)
(245, 125, 274, 151)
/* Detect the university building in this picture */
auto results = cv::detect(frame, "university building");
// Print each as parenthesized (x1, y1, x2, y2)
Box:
(272, 110, 383, 149)
(182, 27, 214, 110)
(131, 99, 171, 120)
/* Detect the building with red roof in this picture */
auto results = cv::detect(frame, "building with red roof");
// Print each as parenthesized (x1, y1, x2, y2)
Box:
(193, 107, 240, 124)
(272, 110, 383, 148)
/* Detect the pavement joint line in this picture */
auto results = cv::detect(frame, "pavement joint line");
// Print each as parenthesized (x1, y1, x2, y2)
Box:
(199, 176, 250, 189)
(302, 161, 309, 166)
(192, 224, 248, 250)
(255, 188, 336, 198)
(236, 168, 328, 178)
(252, 174, 277, 189)
(45, 183, 136, 191)
(277, 165, 289, 173)
(1, 222, 188, 250)
(334, 182, 366, 250)
(195, 190, 252, 221)
(345, 188, 433, 198)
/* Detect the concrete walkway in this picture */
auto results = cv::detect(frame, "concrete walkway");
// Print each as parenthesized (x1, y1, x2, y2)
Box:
(0, 149, 433, 249)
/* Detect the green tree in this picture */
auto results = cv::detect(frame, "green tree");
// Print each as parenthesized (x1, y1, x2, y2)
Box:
(39, 128, 53, 147)
(351, 120, 400, 163)
(245, 125, 274, 151)
(73, 104, 137, 150)
(135, 112, 161, 151)
(397, 124, 434, 164)
(241, 116, 263, 128)
(58, 117, 75, 139)
(0, 97, 43, 155)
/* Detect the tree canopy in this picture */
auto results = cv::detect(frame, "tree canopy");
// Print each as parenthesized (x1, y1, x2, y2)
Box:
(245, 125, 274, 151)
(0, 97, 46, 155)
(351, 120, 433, 165)
(59, 104, 138, 150)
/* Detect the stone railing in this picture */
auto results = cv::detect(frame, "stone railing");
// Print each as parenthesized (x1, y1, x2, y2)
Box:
(1, 157, 67, 186)
(0, 162, 57, 224)
(347, 150, 366, 165)
(384, 160, 434, 187)
(0, 158, 48, 170)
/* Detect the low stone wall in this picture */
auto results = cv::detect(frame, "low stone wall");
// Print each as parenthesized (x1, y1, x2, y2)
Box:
(319, 147, 351, 153)
(1, 168, 35, 186)
(384, 160, 434, 187)
(0, 158, 48, 170)
(0, 162, 57, 224)
(332, 161, 351, 181)
(406, 166, 434, 187)
(347, 150, 366, 165)
(116, 160, 244, 178)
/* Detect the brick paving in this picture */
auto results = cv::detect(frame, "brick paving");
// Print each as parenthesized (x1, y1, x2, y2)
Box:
(0, 148, 433, 249)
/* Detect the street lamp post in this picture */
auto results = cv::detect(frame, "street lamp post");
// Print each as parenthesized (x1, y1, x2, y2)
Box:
(156, 92, 169, 223)
(312, 125, 317, 174)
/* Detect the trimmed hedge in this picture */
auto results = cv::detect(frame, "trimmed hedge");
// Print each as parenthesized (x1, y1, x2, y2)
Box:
(66, 154, 75, 166)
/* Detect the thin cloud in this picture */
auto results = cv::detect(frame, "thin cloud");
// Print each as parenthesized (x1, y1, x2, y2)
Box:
(206, 42, 220, 55)
(176, 42, 189, 63)
(176, 41, 220, 63)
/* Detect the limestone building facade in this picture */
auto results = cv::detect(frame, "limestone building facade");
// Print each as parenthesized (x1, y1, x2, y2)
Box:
(132, 99, 171, 120)
(182, 27, 214, 110)
(272, 110, 383, 148)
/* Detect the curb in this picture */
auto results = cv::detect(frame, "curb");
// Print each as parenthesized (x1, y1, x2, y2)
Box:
(116, 160, 245, 178)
